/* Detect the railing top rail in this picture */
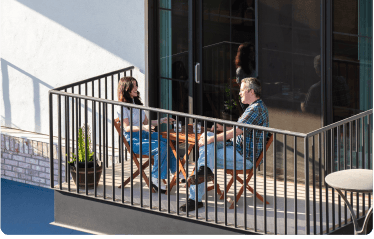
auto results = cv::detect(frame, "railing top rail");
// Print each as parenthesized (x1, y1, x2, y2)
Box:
(306, 109, 373, 137)
(53, 66, 135, 91)
(49, 89, 307, 137)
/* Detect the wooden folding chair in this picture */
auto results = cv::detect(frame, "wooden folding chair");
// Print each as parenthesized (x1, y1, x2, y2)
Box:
(114, 118, 155, 192)
(213, 133, 274, 209)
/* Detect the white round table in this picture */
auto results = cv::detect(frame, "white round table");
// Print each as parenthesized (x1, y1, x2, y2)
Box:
(325, 169, 373, 235)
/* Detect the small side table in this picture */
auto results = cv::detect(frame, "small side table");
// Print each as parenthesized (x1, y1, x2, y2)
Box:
(325, 169, 373, 235)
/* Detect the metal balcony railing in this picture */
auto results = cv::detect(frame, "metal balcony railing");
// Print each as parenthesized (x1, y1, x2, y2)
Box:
(49, 67, 373, 235)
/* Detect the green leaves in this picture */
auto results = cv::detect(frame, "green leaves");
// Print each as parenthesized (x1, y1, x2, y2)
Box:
(67, 125, 94, 164)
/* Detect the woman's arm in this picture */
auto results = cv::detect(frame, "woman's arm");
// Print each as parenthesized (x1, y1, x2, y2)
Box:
(122, 118, 149, 132)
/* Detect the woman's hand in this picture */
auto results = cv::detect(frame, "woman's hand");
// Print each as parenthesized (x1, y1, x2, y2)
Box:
(198, 133, 213, 147)
(160, 117, 175, 124)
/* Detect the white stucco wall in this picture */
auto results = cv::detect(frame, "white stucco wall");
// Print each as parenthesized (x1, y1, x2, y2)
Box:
(1, 0, 145, 135)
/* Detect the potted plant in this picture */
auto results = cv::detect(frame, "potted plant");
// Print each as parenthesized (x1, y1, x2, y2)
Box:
(68, 124, 102, 189)
(221, 84, 240, 121)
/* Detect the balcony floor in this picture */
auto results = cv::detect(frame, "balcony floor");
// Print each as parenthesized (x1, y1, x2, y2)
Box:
(57, 159, 372, 235)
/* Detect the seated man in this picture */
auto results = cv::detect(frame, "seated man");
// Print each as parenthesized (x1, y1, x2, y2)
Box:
(180, 77, 269, 212)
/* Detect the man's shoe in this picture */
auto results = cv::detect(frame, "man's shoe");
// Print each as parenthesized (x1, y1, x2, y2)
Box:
(188, 166, 214, 185)
(180, 199, 203, 212)
(151, 177, 167, 194)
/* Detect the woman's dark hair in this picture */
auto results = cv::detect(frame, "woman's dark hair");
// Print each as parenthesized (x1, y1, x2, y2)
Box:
(235, 42, 255, 75)
(117, 76, 143, 108)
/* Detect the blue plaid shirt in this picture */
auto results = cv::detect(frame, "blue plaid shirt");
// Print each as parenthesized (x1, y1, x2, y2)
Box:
(226, 99, 269, 163)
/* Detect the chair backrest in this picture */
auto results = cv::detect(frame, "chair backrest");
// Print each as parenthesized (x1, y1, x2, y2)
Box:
(114, 118, 132, 152)
(253, 133, 274, 170)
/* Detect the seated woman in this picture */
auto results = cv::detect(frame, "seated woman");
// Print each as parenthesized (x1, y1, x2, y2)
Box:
(117, 76, 176, 193)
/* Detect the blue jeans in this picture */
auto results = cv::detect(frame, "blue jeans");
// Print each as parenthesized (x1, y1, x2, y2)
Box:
(189, 132, 253, 202)
(124, 131, 177, 179)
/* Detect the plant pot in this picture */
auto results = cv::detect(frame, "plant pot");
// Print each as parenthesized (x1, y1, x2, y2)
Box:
(69, 162, 102, 189)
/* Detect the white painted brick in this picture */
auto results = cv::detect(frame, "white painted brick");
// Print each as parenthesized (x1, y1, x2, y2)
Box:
(26, 181, 40, 187)
(32, 176, 45, 184)
(18, 162, 31, 169)
(1, 170, 4, 175)
(38, 172, 50, 179)
(25, 169, 39, 176)
(39, 161, 50, 167)
(1, 158, 4, 164)
(13, 178, 26, 184)
(5, 170, 18, 178)
(31, 165, 45, 172)
(13, 167, 25, 174)
(5, 159, 18, 166)
(26, 157, 39, 165)
(1, 176, 12, 180)
(13, 155, 25, 162)
(2, 152, 12, 159)
(20, 174, 32, 181)
(1, 164, 12, 171)
(32, 155, 45, 160)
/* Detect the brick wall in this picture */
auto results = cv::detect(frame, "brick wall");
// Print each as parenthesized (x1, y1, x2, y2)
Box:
(1, 132, 121, 188)
(1, 134, 65, 188)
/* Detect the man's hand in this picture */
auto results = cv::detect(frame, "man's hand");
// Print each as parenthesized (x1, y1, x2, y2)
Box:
(210, 123, 223, 132)
(198, 133, 213, 147)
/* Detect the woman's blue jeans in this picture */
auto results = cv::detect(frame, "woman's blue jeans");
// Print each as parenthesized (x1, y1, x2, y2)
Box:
(189, 132, 253, 202)
(124, 131, 177, 179)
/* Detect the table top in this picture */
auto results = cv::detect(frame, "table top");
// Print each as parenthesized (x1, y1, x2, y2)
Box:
(325, 169, 373, 193)
(160, 124, 206, 145)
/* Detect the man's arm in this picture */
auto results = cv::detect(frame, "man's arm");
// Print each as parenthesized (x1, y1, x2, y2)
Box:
(199, 127, 243, 147)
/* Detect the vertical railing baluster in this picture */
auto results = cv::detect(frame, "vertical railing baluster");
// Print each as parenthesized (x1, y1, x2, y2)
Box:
(204, 120, 208, 221)
(284, 134, 287, 234)
(253, 129, 257, 232)
(312, 135, 316, 235)
(185, 117, 189, 218)
(49, 92, 54, 189)
(305, 136, 310, 235)
(233, 124, 236, 227)
(58, 95, 62, 190)
(214, 122, 218, 223)
(71, 88, 75, 190)
(93, 95, 97, 197)
(264, 132, 268, 234)
(65, 89, 68, 184)
(195, 120, 198, 220)
(331, 128, 335, 230)
(356, 119, 359, 218)
(166, 113, 170, 213)
(85, 96, 88, 195)
(350, 121, 353, 213)
(223, 124, 227, 226)
(138, 107, 143, 205)
(294, 136, 297, 235)
(337, 126, 341, 228)
(176, 115, 179, 214)
(66, 94, 70, 192)
(149, 110, 152, 209)
(361, 117, 365, 213)
(273, 132, 277, 234)
(120, 105, 124, 203)
(343, 123, 347, 225)
(367, 115, 371, 209)
(103, 102, 107, 199)
(98, 79, 102, 190)
(318, 133, 322, 234)
(324, 131, 329, 233)
(76, 95, 79, 194)
(112, 76, 115, 202)
(243, 128, 247, 230)
(105, 77, 108, 168)
(130, 107, 133, 205)
(157, 112, 161, 211)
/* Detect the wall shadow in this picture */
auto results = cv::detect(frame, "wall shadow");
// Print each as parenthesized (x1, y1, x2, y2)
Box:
(15, 0, 145, 71)
(1, 59, 54, 132)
